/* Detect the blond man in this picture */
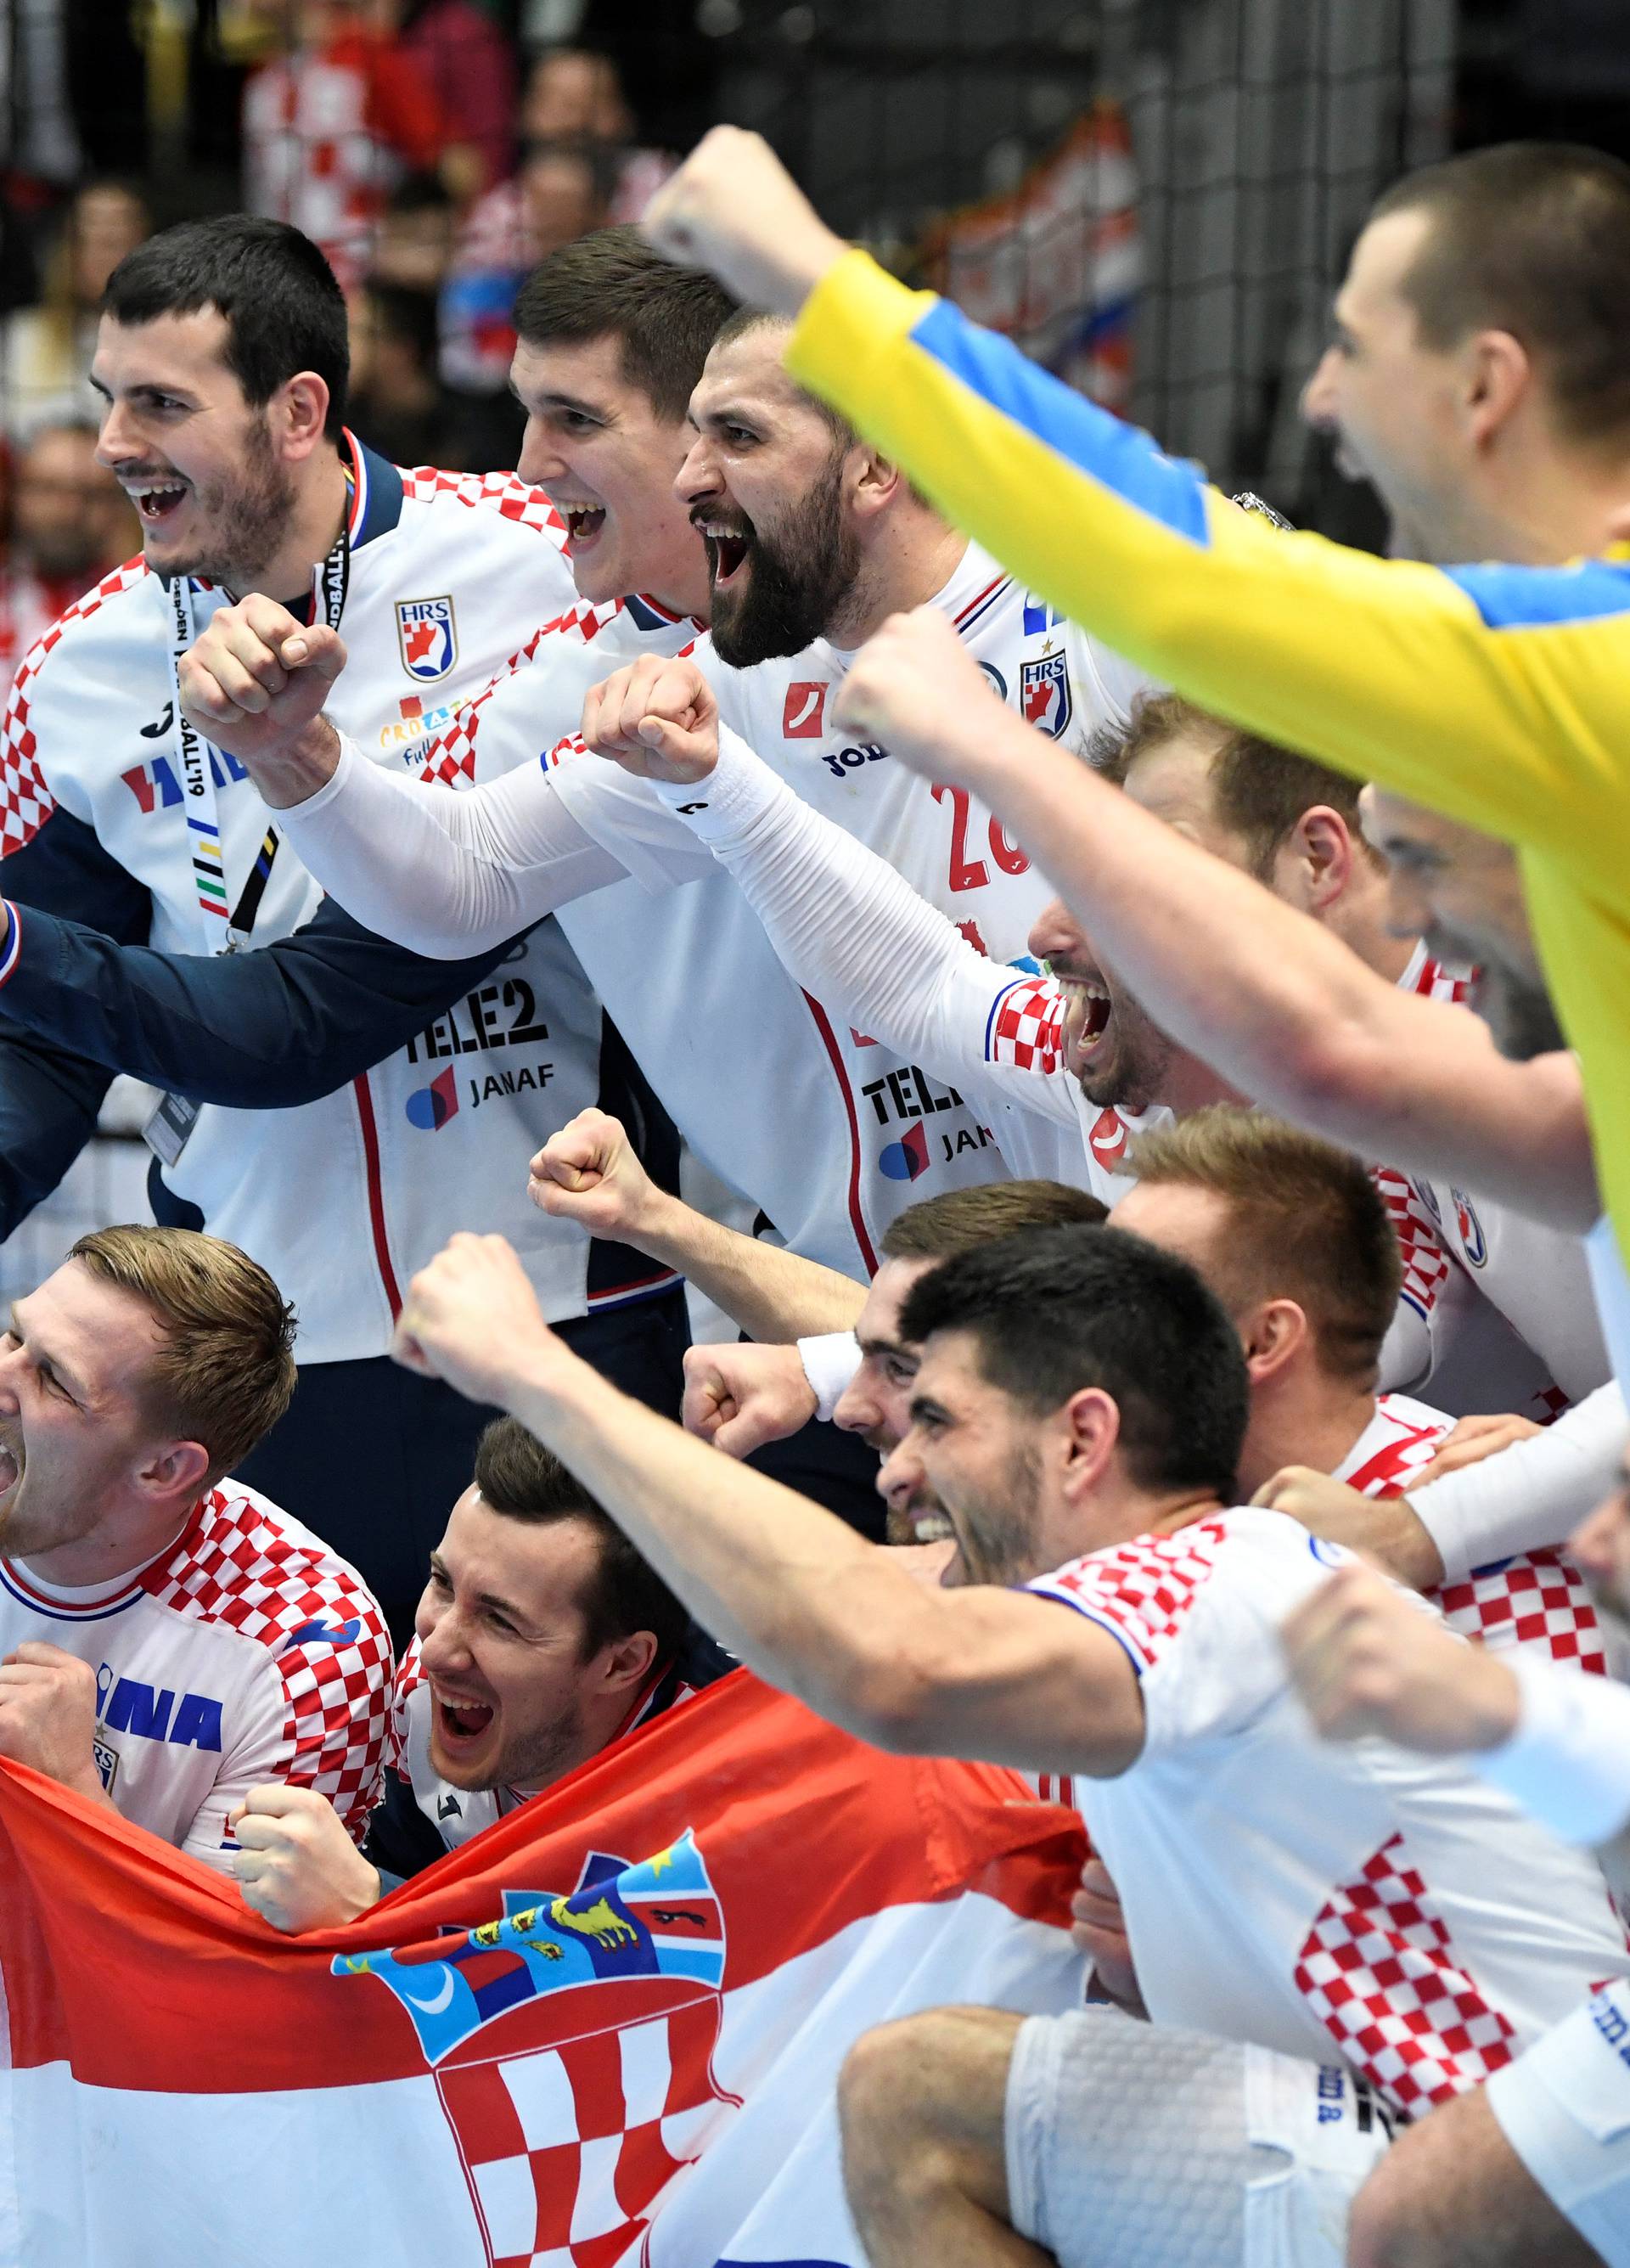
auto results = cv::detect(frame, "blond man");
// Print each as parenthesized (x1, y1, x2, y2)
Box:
(0, 1224, 391, 1871)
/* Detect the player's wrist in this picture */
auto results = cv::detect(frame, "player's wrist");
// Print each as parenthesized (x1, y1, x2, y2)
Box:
(1378, 1497, 1445, 1592)
(1456, 1646, 1524, 1753)
(244, 715, 343, 808)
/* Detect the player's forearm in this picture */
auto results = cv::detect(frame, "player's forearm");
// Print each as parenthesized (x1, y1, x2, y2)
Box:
(272, 736, 622, 957)
(1411, 1382, 1629, 1584)
(660, 728, 1026, 1100)
(615, 1183, 866, 1342)
(1475, 1652, 1630, 1845)
(931, 706, 1599, 1223)
(787, 256, 1614, 864)
(506, 1349, 936, 1738)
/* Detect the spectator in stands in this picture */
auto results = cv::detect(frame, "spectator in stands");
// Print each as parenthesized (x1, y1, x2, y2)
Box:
(0, 1224, 391, 1871)
(441, 136, 615, 400)
(396, 0, 518, 193)
(231, 1415, 728, 1930)
(520, 44, 675, 221)
(242, 0, 481, 289)
(0, 417, 135, 692)
(368, 170, 458, 296)
(347, 277, 458, 467)
(1, 177, 149, 440)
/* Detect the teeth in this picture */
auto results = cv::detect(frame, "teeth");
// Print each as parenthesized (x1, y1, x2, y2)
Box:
(0, 1444, 19, 1491)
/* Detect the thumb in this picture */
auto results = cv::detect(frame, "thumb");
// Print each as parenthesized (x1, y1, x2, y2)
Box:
(637, 715, 715, 770)
(279, 625, 347, 680)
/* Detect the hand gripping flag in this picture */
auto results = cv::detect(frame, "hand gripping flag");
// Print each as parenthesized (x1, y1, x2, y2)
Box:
(0, 1669, 1087, 2268)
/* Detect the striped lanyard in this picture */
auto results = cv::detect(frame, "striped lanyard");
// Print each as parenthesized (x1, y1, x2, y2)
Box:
(166, 498, 351, 954)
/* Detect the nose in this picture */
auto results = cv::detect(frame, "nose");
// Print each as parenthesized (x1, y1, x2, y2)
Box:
(93, 397, 139, 469)
(416, 1593, 470, 1673)
(518, 417, 569, 490)
(875, 1433, 927, 1516)
(674, 433, 719, 508)
(834, 1365, 885, 1442)
(0, 1341, 25, 1415)
(1027, 897, 1079, 967)
(1301, 346, 1341, 433)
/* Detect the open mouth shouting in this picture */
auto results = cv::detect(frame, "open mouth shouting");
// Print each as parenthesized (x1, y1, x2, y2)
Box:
(1055, 971, 1113, 1077)
(693, 510, 752, 589)
(123, 473, 190, 530)
(0, 1434, 20, 1504)
(558, 501, 607, 555)
(430, 1679, 496, 1764)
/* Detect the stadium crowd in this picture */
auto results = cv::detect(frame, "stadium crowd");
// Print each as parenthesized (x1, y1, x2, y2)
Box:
(0, 79, 1627, 2268)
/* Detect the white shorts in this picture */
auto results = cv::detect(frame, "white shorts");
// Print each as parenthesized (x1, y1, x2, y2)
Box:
(1486, 1981, 1630, 2268)
(1003, 2008, 1391, 2268)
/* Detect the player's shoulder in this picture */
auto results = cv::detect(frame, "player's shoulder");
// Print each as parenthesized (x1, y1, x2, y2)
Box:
(1029, 1508, 1324, 1662)
(6, 555, 155, 705)
(396, 463, 566, 546)
(141, 1481, 391, 1680)
(415, 595, 636, 786)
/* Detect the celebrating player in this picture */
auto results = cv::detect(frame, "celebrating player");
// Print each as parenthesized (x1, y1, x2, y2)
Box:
(231, 1416, 727, 1932)
(0, 1226, 390, 1869)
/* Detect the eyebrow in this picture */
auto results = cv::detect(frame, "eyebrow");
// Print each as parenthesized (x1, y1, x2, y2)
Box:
(907, 1392, 951, 1427)
(8, 1303, 89, 1403)
(512, 380, 607, 420)
(430, 1553, 534, 1629)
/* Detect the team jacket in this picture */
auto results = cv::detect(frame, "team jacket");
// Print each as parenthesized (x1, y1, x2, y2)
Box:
(784, 250, 1630, 1281)
(0, 437, 674, 1360)
(0, 1480, 392, 1869)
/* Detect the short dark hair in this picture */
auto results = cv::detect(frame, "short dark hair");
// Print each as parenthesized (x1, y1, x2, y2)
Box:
(899, 1224, 1248, 1500)
(514, 223, 735, 424)
(102, 215, 350, 439)
(1370, 143, 1630, 451)
(710, 302, 857, 445)
(472, 1417, 690, 1663)
(1125, 1108, 1403, 1386)
(1090, 690, 1375, 882)
(880, 1179, 1107, 1265)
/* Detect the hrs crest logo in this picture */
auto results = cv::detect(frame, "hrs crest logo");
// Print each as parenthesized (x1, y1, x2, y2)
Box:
(397, 595, 458, 682)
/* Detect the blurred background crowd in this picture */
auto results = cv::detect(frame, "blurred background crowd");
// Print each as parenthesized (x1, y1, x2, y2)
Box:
(0, 0, 1627, 1289)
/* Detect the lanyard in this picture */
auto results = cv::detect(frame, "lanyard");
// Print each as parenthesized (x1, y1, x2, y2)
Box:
(166, 502, 351, 954)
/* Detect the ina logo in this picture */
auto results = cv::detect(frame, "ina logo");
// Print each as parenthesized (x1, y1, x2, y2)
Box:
(405, 1066, 459, 1131)
(880, 1123, 930, 1182)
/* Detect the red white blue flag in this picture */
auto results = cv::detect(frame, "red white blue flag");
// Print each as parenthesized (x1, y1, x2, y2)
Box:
(0, 1669, 1086, 2266)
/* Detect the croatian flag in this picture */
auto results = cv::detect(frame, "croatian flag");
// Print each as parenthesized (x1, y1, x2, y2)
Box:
(0, 1670, 1087, 2267)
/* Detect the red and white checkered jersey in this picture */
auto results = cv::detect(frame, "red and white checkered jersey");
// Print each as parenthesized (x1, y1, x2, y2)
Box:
(1334, 1391, 1609, 1675)
(1025, 1507, 1630, 2117)
(0, 1482, 391, 1871)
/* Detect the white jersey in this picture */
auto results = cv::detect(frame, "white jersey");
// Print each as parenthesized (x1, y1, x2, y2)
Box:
(266, 550, 1147, 1273)
(0, 439, 654, 1363)
(1391, 945, 1609, 1414)
(1334, 1390, 1609, 1676)
(1026, 1508, 1630, 2117)
(0, 1481, 391, 1868)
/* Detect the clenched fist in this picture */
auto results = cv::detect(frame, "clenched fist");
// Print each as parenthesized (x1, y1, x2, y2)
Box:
(581, 655, 720, 784)
(833, 607, 1010, 790)
(642, 126, 847, 314)
(177, 594, 346, 806)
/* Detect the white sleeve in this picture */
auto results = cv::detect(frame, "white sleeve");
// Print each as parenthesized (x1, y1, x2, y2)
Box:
(1475, 1650, 1630, 1844)
(1410, 1382, 1629, 1583)
(269, 731, 632, 957)
(654, 727, 1080, 1128)
(799, 1330, 863, 1423)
